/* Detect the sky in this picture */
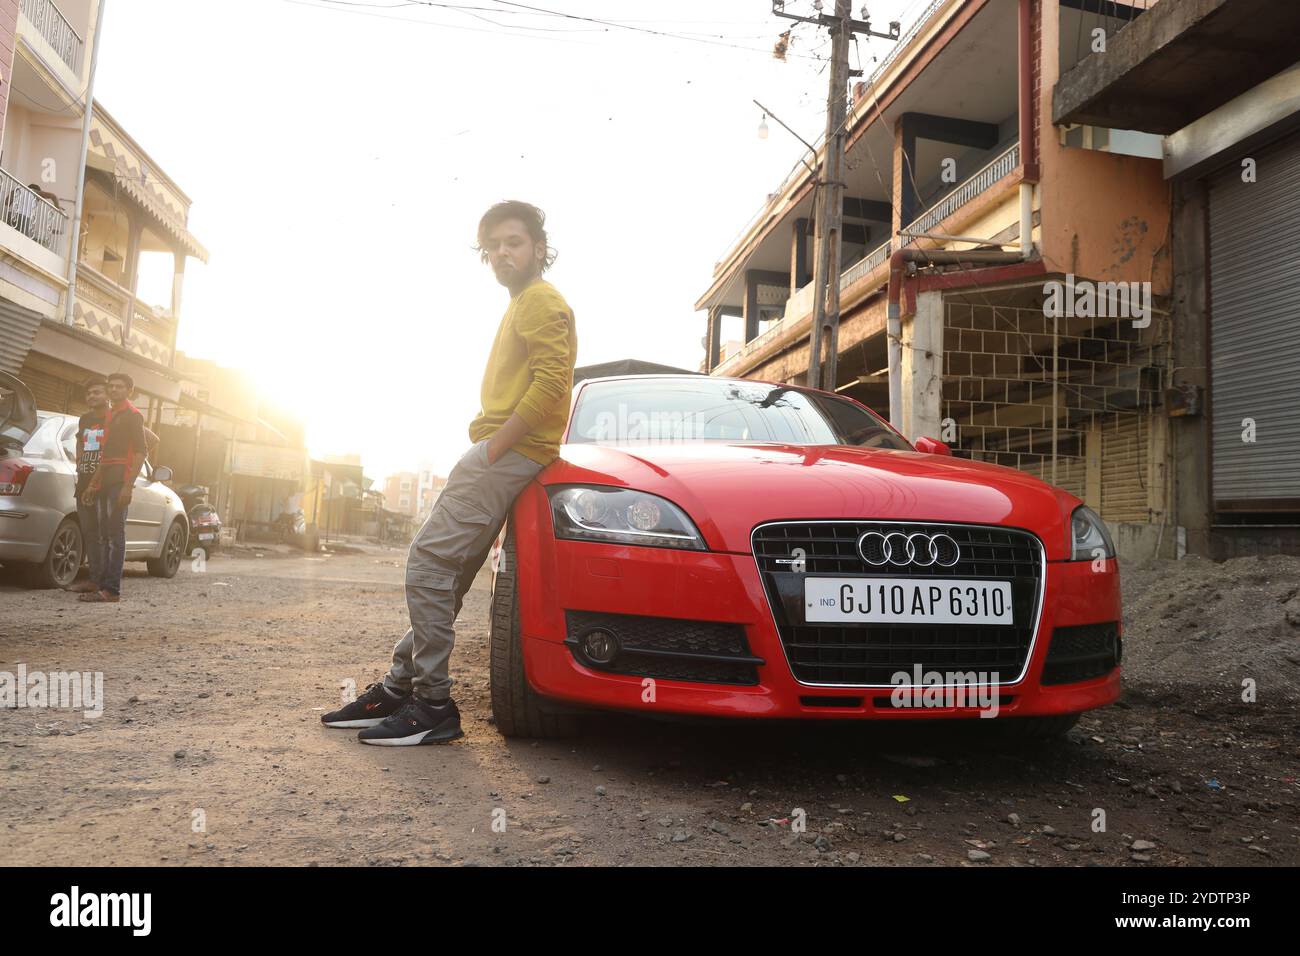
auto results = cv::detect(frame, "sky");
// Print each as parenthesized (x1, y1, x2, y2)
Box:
(95, 0, 917, 480)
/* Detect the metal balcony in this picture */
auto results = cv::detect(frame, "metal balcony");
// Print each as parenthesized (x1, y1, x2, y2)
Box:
(1, 168, 68, 256)
(20, 0, 83, 74)
(907, 142, 1020, 238)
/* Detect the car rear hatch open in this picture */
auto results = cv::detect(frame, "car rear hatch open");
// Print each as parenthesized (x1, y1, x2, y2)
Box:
(0, 371, 38, 454)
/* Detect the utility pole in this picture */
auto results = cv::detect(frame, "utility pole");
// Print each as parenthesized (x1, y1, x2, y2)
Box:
(772, 1, 898, 391)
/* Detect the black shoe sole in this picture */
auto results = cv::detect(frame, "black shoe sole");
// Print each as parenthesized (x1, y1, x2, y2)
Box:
(358, 726, 464, 746)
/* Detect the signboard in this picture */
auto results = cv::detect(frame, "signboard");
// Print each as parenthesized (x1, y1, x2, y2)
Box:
(230, 441, 307, 481)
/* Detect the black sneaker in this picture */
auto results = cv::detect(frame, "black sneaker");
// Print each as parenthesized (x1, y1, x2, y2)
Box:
(357, 696, 463, 746)
(321, 681, 410, 728)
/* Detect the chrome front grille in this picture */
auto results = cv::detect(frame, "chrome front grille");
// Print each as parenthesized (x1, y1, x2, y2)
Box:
(751, 521, 1046, 686)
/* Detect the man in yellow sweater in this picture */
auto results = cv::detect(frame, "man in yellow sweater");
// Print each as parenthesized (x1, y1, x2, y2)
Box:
(323, 200, 577, 745)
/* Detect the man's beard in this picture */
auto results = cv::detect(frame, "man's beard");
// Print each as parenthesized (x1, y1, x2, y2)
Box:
(495, 261, 538, 288)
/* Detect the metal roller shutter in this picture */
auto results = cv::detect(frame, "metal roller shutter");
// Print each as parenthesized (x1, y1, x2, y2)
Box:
(1101, 413, 1147, 522)
(1208, 130, 1300, 507)
(17, 364, 75, 412)
(0, 299, 42, 377)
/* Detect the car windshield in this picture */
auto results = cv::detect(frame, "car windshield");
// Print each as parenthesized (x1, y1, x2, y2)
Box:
(567, 378, 911, 449)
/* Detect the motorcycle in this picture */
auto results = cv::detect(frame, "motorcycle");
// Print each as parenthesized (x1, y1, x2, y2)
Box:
(272, 509, 305, 544)
(177, 484, 222, 555)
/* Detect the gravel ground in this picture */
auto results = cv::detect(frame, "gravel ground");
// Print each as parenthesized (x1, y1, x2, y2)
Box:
(1, 547, 1297, 867)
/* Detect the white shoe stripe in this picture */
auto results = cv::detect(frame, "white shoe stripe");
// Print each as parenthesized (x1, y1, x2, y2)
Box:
(359, 729, 434, 746)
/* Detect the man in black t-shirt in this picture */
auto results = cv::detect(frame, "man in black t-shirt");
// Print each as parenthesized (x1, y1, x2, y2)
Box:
(69, 376, 109, 593)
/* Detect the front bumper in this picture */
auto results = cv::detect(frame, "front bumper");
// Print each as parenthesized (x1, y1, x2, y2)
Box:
(513, 508, 1122, 721)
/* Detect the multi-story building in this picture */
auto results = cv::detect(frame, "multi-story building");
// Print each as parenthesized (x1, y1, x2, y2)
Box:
(0, 0, 207, 424)
(1053, 0, 1300, 557)
(414, 464, 446, 522)
(695, 0, 1252, 559)
(383, 471, 418, 518)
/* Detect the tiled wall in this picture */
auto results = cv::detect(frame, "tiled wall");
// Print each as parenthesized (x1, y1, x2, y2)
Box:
(941, 301, 1163, 522)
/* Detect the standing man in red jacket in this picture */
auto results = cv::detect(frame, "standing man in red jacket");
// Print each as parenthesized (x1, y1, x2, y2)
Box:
(80, 373, 149, 603)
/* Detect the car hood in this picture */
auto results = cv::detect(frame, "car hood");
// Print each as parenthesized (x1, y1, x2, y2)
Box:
(545, 442, 1079, 560)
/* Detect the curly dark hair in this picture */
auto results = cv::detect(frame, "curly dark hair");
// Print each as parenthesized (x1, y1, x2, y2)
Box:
(474, 200, 557, 273)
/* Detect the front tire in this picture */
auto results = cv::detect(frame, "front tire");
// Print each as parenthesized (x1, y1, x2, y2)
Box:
(489, 525, 577, 739)
(27, 517, 82, 589)
(147, 519, 185, 578)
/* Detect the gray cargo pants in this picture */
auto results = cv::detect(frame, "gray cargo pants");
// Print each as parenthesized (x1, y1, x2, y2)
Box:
(383, 438, 544, 701)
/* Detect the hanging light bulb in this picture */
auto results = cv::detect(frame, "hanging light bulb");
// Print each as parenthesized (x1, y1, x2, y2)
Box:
(812, 0, 823, 12)
(758, 113, 769, 139)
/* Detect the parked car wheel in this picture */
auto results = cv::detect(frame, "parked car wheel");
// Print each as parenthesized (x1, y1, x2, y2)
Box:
(489, 525, 577, 739)
(147, 519, 186, 578)
(25, 516, 82, 589)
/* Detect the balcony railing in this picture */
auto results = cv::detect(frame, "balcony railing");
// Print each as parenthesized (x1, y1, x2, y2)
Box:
(907, 142, 1020, 238)
(20, 0, 83, 74)
(712, 237, 895, 375)
(871, 0, 950, 88)
(841, 237, 893, 288)
(0, 168, 68, 256)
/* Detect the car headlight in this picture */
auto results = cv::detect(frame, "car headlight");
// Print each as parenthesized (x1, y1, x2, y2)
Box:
(1069, 505, 1115, 561)
(548, 486, 706, 551)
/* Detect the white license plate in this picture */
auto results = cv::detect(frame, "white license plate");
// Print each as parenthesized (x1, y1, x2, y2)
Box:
(199, 533, 215, 540)
(804, 577, 1014, 625)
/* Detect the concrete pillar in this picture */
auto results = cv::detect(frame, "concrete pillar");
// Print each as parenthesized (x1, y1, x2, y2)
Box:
(901, 290, 944, 441)
(743, 275, 760, 343)
(892, 119, 907, 240)
(120, 214, 142, 344)
(1169, 178, 1211, 556)
(791, 217, 811, 292)
(169, 251, 186, 365)
(705, 306, 721, 371)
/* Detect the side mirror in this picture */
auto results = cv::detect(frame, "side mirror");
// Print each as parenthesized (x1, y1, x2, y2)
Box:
(151, 465, 173, 483)
(913, 437, 951, 456)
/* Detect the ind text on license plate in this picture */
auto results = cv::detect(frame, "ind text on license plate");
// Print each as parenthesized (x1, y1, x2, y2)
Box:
(805, 577, 1013, 625)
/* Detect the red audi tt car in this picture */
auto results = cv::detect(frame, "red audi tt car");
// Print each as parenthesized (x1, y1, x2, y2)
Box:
(489, 373, 1121, 741)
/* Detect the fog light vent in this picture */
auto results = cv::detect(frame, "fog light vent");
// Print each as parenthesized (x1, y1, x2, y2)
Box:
(579, 627, 620, 664)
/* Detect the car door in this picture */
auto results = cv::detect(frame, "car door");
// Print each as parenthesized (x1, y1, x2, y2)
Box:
(125, 461, 167, 554)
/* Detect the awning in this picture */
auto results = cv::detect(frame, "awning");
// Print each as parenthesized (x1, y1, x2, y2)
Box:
(115, 173, 209, 263)
(86, 155, 209, 263)
(29, 320, 182, 401)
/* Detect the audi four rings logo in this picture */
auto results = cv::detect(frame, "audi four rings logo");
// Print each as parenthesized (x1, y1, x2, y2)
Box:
(857, 531, 961, 568)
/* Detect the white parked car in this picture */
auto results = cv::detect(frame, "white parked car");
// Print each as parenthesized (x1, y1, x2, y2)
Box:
(0, 405, 190, 589)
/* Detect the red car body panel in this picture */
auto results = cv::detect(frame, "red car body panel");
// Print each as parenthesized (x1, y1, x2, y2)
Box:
(501, 376, 1122, 722)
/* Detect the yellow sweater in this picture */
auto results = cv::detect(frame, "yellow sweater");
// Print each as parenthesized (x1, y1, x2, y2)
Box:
(468, 279, 578, 466)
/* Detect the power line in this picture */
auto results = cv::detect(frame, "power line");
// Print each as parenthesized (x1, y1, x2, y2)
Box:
(291, 0, 827, 58)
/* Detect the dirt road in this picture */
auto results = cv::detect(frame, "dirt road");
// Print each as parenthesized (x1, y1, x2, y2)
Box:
(2, 547, 1297, 866)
